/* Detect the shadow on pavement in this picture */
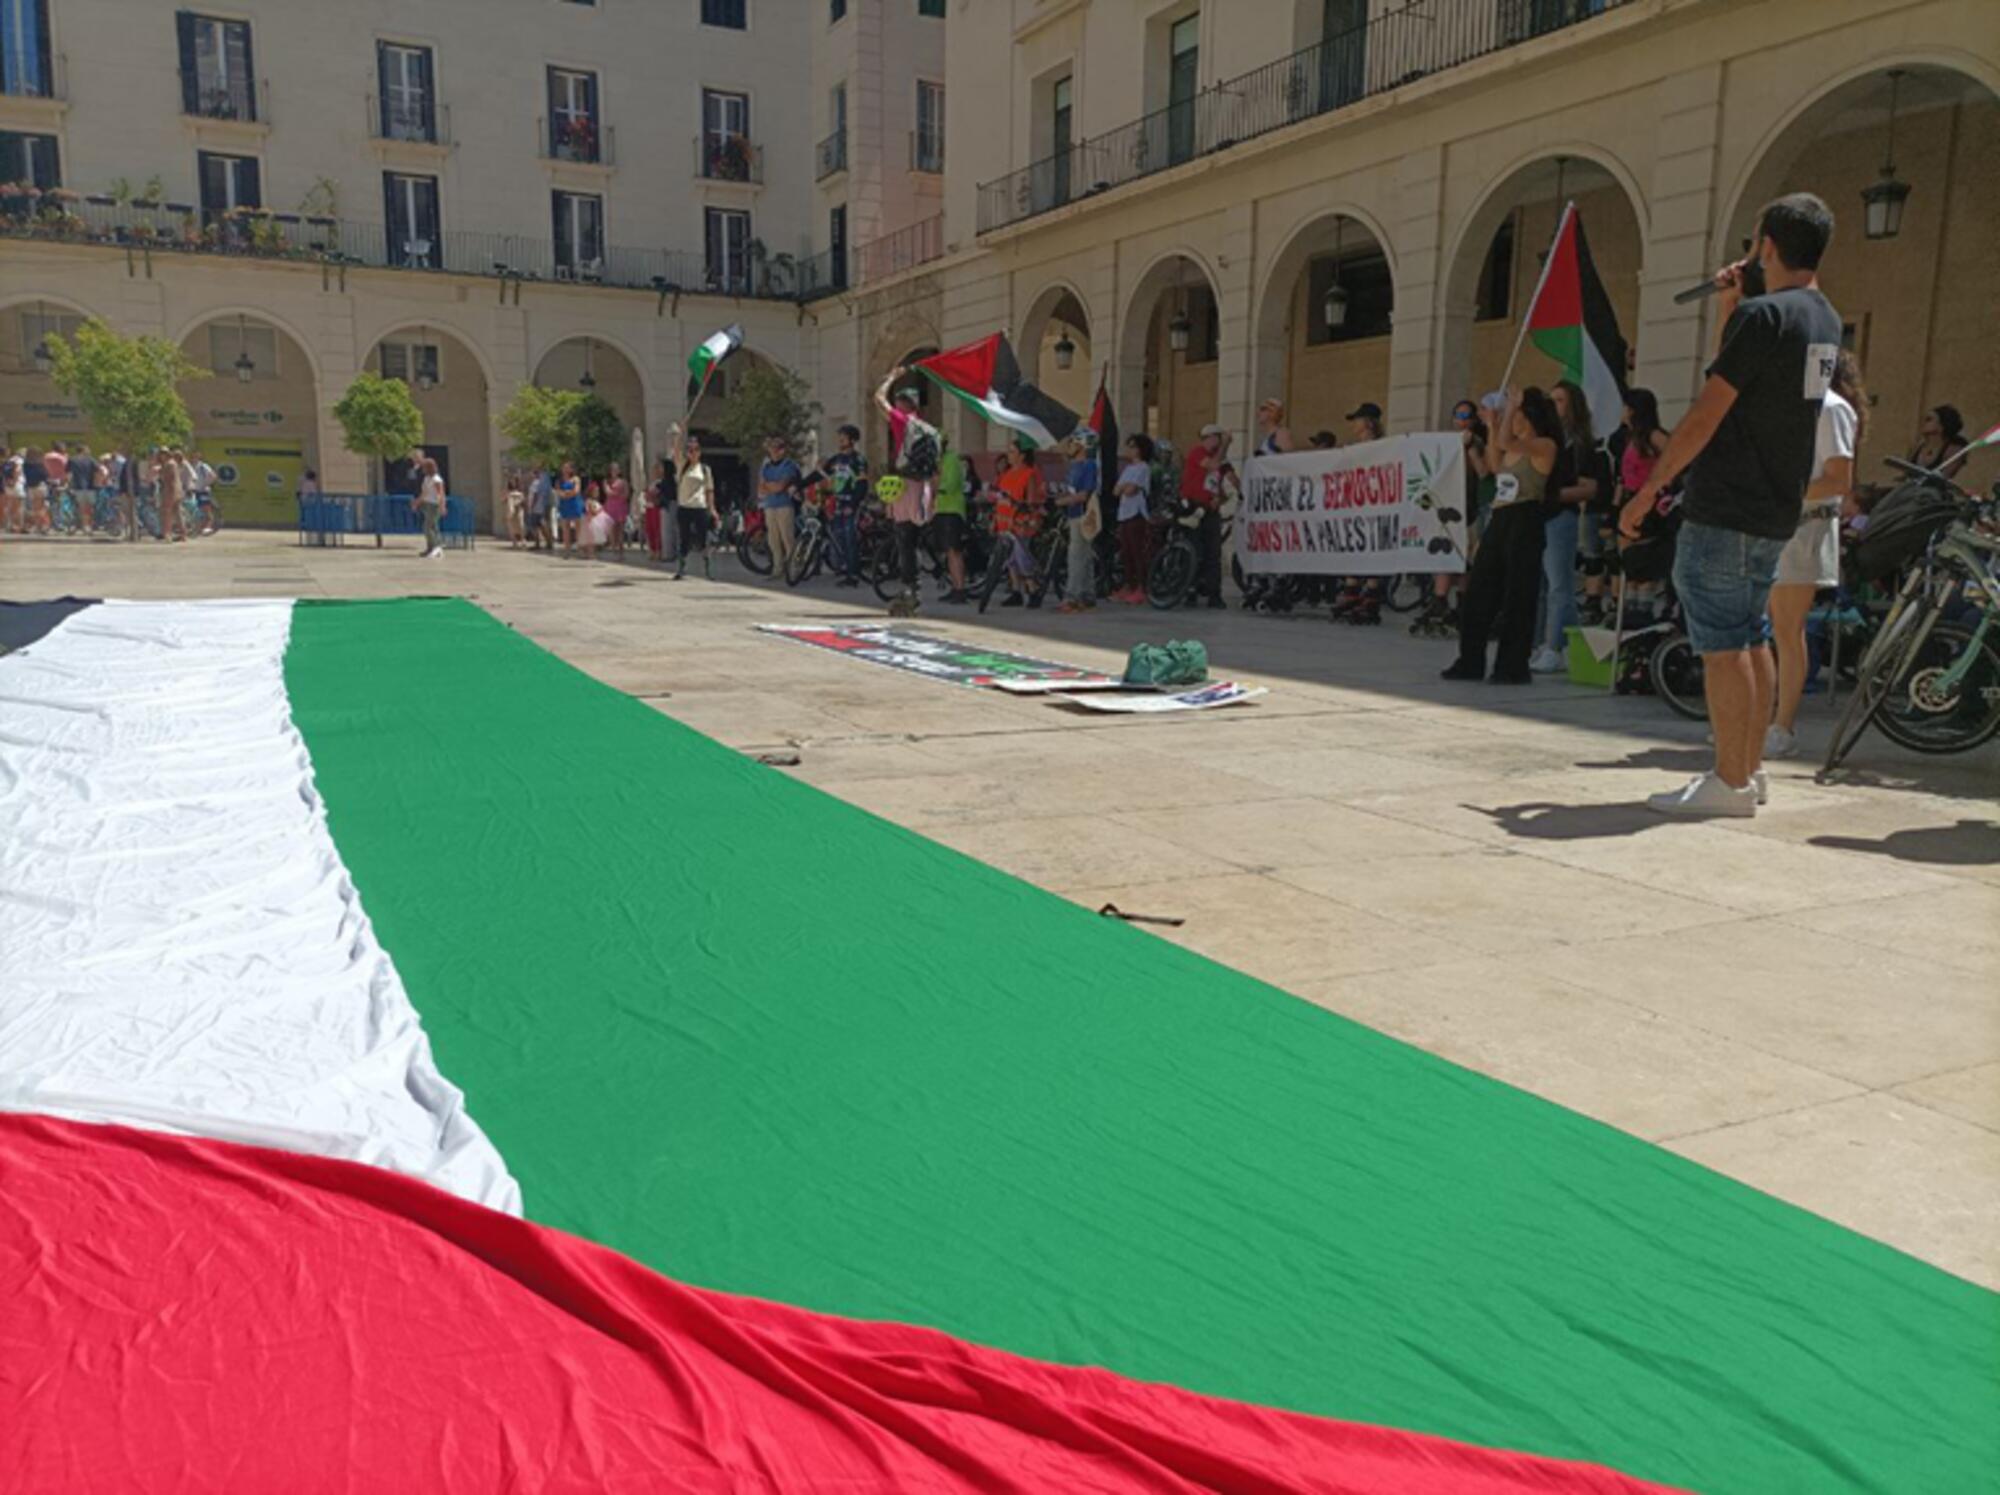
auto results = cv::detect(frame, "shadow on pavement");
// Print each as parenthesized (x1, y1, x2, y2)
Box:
(1468, 800, 1670, 842)
(1811, 820, 2000, 868)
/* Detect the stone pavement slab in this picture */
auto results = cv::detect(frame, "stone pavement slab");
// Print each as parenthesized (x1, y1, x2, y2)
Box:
(6, 530, 1996, 1287)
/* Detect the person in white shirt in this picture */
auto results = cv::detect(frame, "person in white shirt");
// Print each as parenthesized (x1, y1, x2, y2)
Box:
(416, 457, 447, 559)
(1111, 434, 1156, 604)
(1766, 350, 1863, 758)
(669, 424, 716, 580)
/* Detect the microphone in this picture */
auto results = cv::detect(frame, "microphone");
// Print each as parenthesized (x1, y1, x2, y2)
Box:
(1673, 251, 1764, 306)
(1672, 279, 1723, 306)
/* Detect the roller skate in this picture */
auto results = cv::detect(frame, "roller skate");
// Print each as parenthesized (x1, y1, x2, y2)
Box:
(887, 588, 920, 619)
(1344, 591, 1383, 626)
(1409, 596, 1456, 640)
(1328, 587, 1365, 622)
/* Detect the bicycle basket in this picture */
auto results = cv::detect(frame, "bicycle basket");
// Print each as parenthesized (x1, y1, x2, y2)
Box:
(1849, 483, 1961, 585)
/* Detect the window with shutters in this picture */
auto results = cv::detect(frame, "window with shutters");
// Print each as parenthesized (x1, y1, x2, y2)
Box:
(377, 43, 436, 143)
(383, 173, 441, 268)
(0, 129, 59, 187)
(704, 207, 750, 294)
(2, 0, 56, 99)
(177, 12, 255, 121)
(546, 67, 600, 162)
(196, 150, 260, 227)
(379, 340, 441, 388)
(552, 190, 604, 277)
(913, 80, 944, 172)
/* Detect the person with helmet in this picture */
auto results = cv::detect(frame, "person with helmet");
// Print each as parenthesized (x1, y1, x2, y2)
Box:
(874, 369, 942, 612)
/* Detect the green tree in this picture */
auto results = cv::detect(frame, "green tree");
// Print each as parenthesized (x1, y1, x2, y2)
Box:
(498, 384, 583, 471)
(711, 363, 820, 455)
(44, 319, 204, 457)
(571, 393, 627, 477)
(332, 371, 425, 485)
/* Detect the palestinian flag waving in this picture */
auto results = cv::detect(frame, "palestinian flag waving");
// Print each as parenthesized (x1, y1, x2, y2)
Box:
(3, 598, 1994, 1493)
(917, 332, 1079, 449)
(1520, 202, 1628, 437)
(687, 322, 743, 407)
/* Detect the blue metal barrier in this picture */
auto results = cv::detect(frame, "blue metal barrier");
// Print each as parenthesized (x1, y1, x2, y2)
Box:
(297, 494, 476, 549)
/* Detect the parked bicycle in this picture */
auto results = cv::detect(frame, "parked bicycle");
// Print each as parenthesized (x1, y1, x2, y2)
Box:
(1821, 456, 2000, 772)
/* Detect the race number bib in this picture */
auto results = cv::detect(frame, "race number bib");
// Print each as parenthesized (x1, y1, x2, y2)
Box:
(1492, 471, 1521, 507)
(1804, 343, 1837, 400)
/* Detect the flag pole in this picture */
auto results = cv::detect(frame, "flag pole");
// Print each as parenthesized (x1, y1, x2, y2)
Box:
(1497, 200, 1574, 394)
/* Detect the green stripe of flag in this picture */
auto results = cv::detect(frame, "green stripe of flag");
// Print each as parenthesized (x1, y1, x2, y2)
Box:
(284, 599, 1999, 1495)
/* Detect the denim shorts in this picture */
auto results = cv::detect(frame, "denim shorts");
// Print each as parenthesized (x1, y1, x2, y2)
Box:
(1674, 519, 1787, 654)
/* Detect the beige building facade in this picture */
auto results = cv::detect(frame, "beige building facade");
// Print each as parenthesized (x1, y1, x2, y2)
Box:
(6, 0, 1996, 522)
(808, 0, 1997, 496)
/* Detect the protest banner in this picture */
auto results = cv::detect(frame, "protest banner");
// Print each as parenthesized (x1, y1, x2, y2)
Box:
(1237, 435, 1468, 577)
(759, 624, 1121, 691)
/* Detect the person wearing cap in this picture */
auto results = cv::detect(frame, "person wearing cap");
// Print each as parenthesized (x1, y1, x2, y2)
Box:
(1179, 423, 1231, 609)
(1330, 403, 1389, 621)
(757, 435, 804, 577)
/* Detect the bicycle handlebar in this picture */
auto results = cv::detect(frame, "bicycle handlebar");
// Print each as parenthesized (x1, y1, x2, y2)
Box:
(1884, 455, 1971, 498)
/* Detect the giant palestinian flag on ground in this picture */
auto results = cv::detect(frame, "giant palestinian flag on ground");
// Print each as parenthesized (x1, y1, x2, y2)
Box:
(3, 599, 1995, 1492)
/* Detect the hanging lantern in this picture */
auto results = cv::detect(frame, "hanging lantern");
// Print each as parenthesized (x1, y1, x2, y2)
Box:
(1053, 329, 1076, 370)
(579, 338, 597, 391)
(232, 314, 255, 382)
(1862, 70, 1911, 242)
(1323, 217, 1349, 330)
(1167, 307, 1191, 354)
(31, 308, 53, 374)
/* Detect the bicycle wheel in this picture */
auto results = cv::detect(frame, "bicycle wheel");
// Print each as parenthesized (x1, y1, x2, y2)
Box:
(1649, 633, 1708, 721)
(204, 497, 224, 535)
(1385, 573, 1427, 613)
(973, 541, 1012, 613)
(869, 533, 903, 602)
(738, 532, 772, 575)
(1821, 595, 1932, 775)
(1147, 537, 1197, 610)
(1870, 621, 2000, 755)
(783, 528, 820, 587)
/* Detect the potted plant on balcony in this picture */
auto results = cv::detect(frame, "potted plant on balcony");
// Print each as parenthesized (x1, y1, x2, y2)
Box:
(712, 132, 751, 182)
(0, 181, 34, 226)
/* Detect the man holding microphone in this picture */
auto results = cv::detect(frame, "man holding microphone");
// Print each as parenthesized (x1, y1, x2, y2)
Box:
(1620, 193, 1841, 817)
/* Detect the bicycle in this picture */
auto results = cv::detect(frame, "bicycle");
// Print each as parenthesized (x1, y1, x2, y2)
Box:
(1147, 499, 1234, 609)
(975, 507, 1076, 613)
(1820, 457, 2000, 773)
(783, 491, 833, 587)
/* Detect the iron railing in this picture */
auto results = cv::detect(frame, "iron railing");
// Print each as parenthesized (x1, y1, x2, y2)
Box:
(854, 214, 944, 287)
(815, 128, 847, 181)
(978, 0, 1634, 233)
(0, 189, 814, 302)
(795, 243, 848, 300)
(179, 69, 262, 124)
(541, 116, 613, 165)
(368, 92, 447, 145)
(695, 132, 763, 184)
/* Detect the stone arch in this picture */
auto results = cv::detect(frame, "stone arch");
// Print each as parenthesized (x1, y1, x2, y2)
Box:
(1115, 247, 1224, 450)
(533, 334, 646, 439)
(1016, 279, 1094, 421)
(363, 322, 496, 508)
(173, 311, 323, 526)
(0, 293, 113, 462)
(1249, 206, 1398, 443)
(1712, 59, 1999, 477)
(1438, 149, 1648, 420)
(528, 327, 650, 412)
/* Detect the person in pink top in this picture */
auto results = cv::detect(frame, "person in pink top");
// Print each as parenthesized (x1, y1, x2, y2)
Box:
(603, 462, 631, 557)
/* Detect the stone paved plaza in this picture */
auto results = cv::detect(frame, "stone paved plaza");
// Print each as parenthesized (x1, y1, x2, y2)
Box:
(8, 529, 1997, 1289)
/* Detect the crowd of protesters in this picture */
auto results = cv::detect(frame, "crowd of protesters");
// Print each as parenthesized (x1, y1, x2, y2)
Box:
(1, 440, 220, 542)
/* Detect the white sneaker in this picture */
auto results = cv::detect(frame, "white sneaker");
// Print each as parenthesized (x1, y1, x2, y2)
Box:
(1648, 773, 1757, 818)
(1529, 646, 1565, 674)
(1764, 725, 1798, 759)
(1751, 769, 1769, 806)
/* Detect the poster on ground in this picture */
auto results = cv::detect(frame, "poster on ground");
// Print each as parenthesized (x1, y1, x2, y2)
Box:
(202, 437, 307, 527)
(759, 624, 1121, 690)
(1056, 681, 1267, 713)
(1238, 434, 1468, 577)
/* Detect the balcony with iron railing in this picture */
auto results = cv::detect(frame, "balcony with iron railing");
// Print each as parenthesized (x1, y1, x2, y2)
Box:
(696, 132, 763, 185)
(179, 69, 263, 125)
(977, 0, 1636, 233)
(854, 213, 945, 288)
(910, 130, 945, 175)
(0, 187, 831, 303)
(815, 128, 847, 181)
(542, 115, 613, 166)
(368, 92, 449, 147)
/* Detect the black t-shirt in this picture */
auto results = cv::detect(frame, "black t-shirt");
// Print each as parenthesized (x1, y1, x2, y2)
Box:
(1684, 286, 1841, 540)
(1541, 439, 1611, 518)
(822, 450, 867, 504)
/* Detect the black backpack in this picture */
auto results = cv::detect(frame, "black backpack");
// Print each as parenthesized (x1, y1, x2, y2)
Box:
(1850, 482, 1962, 585)
(899, 423, 940, 480)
